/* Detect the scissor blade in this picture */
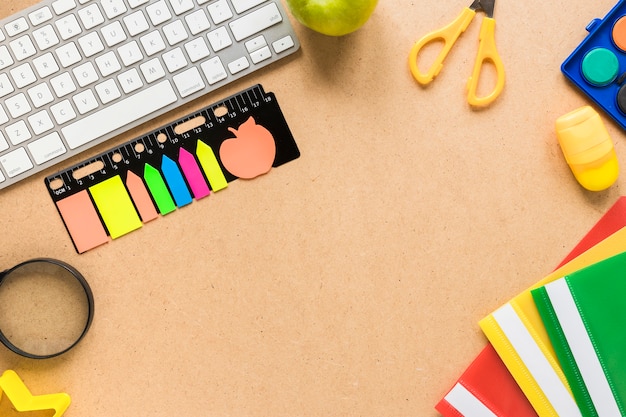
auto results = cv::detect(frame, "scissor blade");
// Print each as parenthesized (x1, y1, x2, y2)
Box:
(469, 0, 495, 17)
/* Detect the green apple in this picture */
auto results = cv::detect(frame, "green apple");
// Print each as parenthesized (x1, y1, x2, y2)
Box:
(285, 0, 378, 36)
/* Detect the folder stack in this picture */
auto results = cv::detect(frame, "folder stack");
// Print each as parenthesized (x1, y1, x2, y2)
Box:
(436, 196, 626, 416)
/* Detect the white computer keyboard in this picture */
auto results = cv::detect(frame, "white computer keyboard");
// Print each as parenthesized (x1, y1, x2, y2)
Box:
(0, 0, 300, 190)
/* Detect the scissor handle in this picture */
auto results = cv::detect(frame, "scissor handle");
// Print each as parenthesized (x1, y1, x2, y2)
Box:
(409, 7, 476, 85)
(467, 17, 505, 107)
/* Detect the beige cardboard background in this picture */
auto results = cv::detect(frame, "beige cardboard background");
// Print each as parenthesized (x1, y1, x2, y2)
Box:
(0, 0, 623, 415)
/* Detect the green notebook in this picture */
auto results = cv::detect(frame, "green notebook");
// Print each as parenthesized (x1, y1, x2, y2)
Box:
(531, 251, 626, 417)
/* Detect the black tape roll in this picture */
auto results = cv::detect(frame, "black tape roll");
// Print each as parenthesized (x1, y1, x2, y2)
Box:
(0, 258, 94, 359)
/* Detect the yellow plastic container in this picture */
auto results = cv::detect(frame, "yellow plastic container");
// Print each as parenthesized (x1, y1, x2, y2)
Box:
(555, 106, 619, 191)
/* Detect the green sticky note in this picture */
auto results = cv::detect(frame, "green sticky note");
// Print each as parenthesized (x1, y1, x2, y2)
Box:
(143, 163, 176, 215)
(89, 175, 142, 239)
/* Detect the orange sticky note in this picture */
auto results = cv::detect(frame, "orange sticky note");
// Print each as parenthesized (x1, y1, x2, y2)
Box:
(56, 190, 109, 253)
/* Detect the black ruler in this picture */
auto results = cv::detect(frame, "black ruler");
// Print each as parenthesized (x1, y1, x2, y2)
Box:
(45, 84, 300, 253)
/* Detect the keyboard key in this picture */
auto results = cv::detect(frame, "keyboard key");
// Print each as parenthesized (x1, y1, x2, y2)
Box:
(50, 99, 77, 124)
(0, 132, 8, 152)
(101, 21, 127, 46)
(96, 51, 122, 76)
(55, 14, 82, 40)
(78, 32, 105, 57)
(227, 56, 249, 74)
(245, 35, 266, 52)
(185, 9, 210, 35)
(61, 80, 177, 149)
(11, 63, 37, 88)
(33, 24, 60, 50)
(0, 147, 33, 178)
(250, 45, 271, 64)
(163, 20, 188, 45)
(0, 46, 14, 70)
(73, 61, 99, 87)
(184, 38, 210, 62)
(168, 0, 194, 15)
(6, 93, 32, 118)
(123, 10, 149, 36)
(29, 7, 54, 26)
(55, 42, 81, 67)
(51, 0, 77, 15)
(0, 74, 15, 98)
(28, 110, 55, 134)
(118, 40, 144, 66)
(117, 68, 144, 93)
(101, 0, 127, 19)
(201, 56, 227, 85)
(272, 35, 295, 53)
(95, 79, 121, 103)
(27, 83, 54, 107)
(172, 67, 204, 97)
(73, 89, 98, 114)
(141, 30, 166, 55)
(162, 47, 188, 72)
(33, 52, 60, 77)
(28, 132, 66, 164)
(10, 35, 37, 61)
(128, 0, 150, 7)
(231, 0, 266, 14)
(0, 106, 9, 125)
(6, 120, 32, 145)
(208, 0, 233, 24)
(229, 3, 282, 41)
(50, 72, 77, 97)
(5, 18, 29, 37)
(78, 4, 105, 29)
(146, 1, 172, 26)
(207, 27, 232, 52)
(140, 58, 166, 82)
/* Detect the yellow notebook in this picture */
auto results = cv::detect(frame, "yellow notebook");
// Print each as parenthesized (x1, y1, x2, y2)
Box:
(479, 226, 626, 417)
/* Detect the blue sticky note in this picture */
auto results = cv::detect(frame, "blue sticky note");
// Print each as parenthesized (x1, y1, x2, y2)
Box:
(161, 155, 192, 207)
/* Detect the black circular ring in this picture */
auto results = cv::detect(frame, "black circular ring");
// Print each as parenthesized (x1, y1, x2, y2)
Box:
(0, 258, 94, 359)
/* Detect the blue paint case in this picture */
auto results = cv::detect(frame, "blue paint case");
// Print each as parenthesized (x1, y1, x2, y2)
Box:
(562, 0, 626, 130)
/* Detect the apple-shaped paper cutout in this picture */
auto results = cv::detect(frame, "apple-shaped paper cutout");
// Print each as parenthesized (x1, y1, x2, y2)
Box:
(219, 116, 276, 179)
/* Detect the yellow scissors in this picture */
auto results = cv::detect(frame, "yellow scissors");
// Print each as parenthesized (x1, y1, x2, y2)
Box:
(409, 0, 505, 107)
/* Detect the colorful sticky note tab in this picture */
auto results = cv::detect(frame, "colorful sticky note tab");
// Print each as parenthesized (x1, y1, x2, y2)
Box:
(143, 163, 176, 215)
(179, 148, 210, 199)
(125, 171, 159, 222)
(55, 190, 109, 253)
(197, 140, 227, 192)
(89, 175, 142, 239)
(161, 155, 192, 207)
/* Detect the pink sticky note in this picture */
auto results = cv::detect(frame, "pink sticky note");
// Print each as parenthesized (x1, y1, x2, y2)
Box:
(178, 148, 210, 199)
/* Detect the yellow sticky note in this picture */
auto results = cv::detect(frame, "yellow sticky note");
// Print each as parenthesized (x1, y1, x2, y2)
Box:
(89, 175, 142, 239)
(197, 140, 228, 192)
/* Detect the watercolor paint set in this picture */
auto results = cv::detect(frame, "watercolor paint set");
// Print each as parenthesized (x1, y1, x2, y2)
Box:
(562, 0, 626, 130)
(45, 85, 300, 253)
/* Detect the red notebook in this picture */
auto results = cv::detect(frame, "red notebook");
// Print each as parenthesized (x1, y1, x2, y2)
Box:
(435, 196, 626, 416)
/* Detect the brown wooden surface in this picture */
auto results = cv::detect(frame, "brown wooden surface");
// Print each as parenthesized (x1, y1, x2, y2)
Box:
(0, 0, 623, 415)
